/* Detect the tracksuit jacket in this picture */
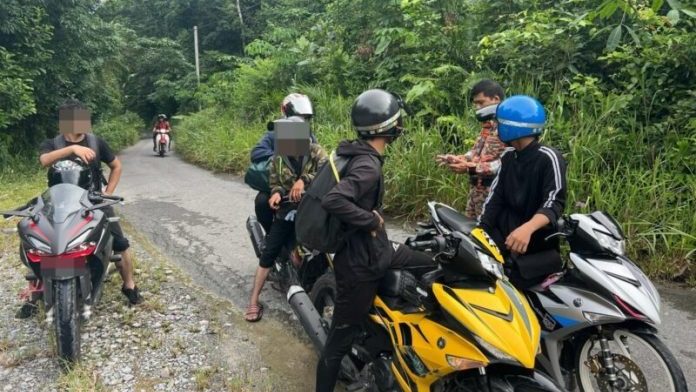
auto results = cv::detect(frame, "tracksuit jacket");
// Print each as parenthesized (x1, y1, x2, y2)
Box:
(478, 139, 567, 255)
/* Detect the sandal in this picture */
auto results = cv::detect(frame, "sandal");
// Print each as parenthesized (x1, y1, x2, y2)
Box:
(244, 303, 264, 322)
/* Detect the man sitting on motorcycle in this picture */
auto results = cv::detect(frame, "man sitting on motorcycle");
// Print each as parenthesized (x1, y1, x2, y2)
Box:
(18, 99, 144, 318)
(245, 114, 327, 322)
(152, 114, 171, 152)
(249, 93, 316, 232)
(315, 90, 434, 392)
(477, 95, 567, 287)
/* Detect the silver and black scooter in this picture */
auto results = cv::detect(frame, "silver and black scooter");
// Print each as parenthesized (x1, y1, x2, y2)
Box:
(528, 212, 687, 392)
(407, 202, 687, 392)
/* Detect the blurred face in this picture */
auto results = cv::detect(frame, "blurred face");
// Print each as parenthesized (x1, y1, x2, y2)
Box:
(471, 92, 501, 110)
(59, 107, 91, 135)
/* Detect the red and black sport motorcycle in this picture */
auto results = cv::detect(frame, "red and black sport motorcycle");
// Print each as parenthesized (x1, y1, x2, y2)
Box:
(2, 160, 123, 364)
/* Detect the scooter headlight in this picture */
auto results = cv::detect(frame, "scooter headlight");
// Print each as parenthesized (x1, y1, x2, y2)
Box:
(478, 251, 503, 280)
(473, 335, 519, 365)
(594, 230, 625, 256)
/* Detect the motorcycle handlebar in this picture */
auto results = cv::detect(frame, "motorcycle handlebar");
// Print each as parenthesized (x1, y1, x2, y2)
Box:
(544, 217, 574, 242)
(409, 238, 443, 252)
(101, 194, 124, 202)
(89, 193, 124, 202)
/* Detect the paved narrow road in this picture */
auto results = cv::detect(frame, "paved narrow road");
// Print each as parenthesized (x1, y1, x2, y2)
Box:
(115, 140, 695, 389)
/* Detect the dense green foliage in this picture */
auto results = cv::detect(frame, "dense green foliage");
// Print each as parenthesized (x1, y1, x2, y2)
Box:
(93, 112, 144, 153)
(2, 0, 695, 280)
(176, 0, 696, 279)
(0, 0, 193, 164)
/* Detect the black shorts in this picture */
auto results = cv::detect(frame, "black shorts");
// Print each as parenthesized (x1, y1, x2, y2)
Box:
(333, 243, 434, 325)
(103, 206, 130, 253)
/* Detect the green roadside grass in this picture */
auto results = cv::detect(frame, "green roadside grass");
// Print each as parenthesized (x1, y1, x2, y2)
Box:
(174, 94, 695, 285)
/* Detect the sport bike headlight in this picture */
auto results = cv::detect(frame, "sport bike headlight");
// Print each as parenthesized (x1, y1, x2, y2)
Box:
(28, 236, 51, 253)
(594, 230, 625, 256)
(67, 230, 92, 252)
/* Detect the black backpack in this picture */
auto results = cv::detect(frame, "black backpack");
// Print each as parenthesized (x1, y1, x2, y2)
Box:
(295, 150, 350, 253)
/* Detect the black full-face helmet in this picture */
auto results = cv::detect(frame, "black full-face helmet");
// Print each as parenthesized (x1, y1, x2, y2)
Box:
(351, 89, 404, 139)
(48, 160, 93, 190)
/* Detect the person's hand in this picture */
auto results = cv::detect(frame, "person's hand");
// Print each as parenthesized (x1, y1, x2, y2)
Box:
(505, 223, 535, 254)
(373, 210, 384, 227)
(71, 145, 96, 163)
(435, 154, 452, 166)
(448, 159, 469, 173)
(290, 179, 305, 202)
(371, 210, 385, 237)
(269, 193, 282, 210)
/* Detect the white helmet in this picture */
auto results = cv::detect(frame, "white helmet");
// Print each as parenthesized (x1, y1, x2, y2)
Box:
(281, 93, 314, 118)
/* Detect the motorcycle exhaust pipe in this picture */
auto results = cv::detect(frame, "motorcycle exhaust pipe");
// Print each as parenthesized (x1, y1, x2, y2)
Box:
(287, 285, 328, 352)
(246, 216, 266, 259)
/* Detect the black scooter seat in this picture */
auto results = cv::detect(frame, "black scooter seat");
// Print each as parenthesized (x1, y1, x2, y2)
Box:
(436, 206, 477, 234)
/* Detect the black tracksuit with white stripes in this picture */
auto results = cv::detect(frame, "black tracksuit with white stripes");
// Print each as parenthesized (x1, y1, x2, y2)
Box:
(478, 139, 567, 255)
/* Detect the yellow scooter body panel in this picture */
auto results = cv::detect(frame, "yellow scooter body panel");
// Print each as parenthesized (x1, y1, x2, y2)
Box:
(432, 280, 540, 368)
(370, 297, 489, 392)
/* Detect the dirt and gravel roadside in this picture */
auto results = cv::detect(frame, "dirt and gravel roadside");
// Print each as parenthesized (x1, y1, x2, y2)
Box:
(0, 220, 314, 391)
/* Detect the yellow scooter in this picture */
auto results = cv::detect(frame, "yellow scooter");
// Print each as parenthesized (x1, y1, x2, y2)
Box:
(290, 202, 561, 391)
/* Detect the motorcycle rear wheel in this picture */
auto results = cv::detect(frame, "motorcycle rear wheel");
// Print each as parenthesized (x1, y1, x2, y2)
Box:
(53, 278, 82, 365)
(575, 329, 687, 392)
(309, 272, 362, 385)
(310, 272, 337, 328)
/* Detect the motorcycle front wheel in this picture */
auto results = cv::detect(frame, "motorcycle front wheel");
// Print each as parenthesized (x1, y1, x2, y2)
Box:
(575, 329, 687, 392)
(53, 278, 82, 365)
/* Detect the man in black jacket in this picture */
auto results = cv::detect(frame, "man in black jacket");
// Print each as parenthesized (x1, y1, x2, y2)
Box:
(315, 90, 433, 391)
(478, 95, 567, 286)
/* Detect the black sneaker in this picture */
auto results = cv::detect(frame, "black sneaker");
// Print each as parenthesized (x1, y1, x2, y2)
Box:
(121, 286, 144, 305)
(15, 301, 38, 319)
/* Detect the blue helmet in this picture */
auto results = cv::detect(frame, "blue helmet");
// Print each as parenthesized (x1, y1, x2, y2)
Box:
(496, 95, 546, 143)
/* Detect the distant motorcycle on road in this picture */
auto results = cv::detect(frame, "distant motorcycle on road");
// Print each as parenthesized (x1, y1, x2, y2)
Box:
(154, 128, 170, 157)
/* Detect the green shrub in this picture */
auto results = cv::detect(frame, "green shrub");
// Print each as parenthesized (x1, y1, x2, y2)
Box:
(93, 112, 143, 152)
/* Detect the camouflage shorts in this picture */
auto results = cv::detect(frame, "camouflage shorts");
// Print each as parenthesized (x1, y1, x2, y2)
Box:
(465, 185, 491, 219)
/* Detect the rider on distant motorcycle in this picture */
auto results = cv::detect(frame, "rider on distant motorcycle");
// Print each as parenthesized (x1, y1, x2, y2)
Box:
(152, 114, 171, 152)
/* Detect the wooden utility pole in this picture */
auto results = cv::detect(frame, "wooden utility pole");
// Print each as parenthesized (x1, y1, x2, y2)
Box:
(236, 0, 246, 50)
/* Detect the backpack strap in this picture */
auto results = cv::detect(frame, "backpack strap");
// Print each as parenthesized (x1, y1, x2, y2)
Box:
(85, 133, 106, 187)
(54, 134, 66, 149)
(85, 133, 100, 165)
(328, 151, 341, 182)
(366, 154, 384, 209)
